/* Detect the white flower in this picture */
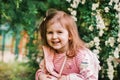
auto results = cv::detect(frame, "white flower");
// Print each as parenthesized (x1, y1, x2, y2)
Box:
(118, 44, 120, 51)
(81, 0, 86, 4)
(88, 25, 94, 31)
(105, 41, 108, 46)
(114, 3, 120, 12)
(108, 37, 115, 47)
(107, 69, 114, 80)
(114, 47, 119, 58)
(107, 56, 114, 62)
(104, 7, 110, 13)
(66, 0, 71, 3)
(93, 37, 100, 46)
(71, 10, 77, 16)
(96, 11, 105, 29)
(113, 0, 119, 4)
(118, 32, 120, 37)
(71, 16, 77, 21)
(70, 0, 80, 8)
(96, 46, 101, 50)
(95, 42, 100, 46)
(88, 41, 94, 47)
(107, 62, 114, 80)
(108, 2, 113, 6)
(70, 4, 78, 8)
(94, 37, 100, 43)
(92, 3, 99, 10)
(93, 49, 100, 54)
(114, 4, 118, 10)
(104, 27, 109, 31)
(67, 0, 79, 21)
(117, 37, 120, 42)
(68, 8, 73, 12)
(97, 24, 105, 30)
(99, 29, 104, 36)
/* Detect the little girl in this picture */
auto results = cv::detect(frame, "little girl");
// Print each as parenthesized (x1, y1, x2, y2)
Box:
(36, 9, 100, 80)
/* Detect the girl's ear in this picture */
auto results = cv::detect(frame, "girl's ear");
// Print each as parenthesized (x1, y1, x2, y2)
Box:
(68, 36, 72, 40)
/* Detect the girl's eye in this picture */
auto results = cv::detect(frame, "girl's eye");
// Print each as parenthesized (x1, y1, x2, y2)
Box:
(57, 31, 63, 34)
(47, 31, 53, 34)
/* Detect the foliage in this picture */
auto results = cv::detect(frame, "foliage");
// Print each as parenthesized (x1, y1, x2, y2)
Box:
(0, 61, 34, 80)
(0, 0, 69, 80)
(66, 0, 120, 80)
(0, 0, 120, 80)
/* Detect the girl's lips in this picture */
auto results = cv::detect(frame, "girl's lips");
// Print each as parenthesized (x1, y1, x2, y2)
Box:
(52, 41, 60, 44)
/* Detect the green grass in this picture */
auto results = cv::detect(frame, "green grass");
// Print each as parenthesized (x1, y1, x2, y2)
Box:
(0, 61, 36, 80)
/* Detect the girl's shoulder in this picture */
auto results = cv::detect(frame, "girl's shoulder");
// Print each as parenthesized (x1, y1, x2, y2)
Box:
(75, 48, 100, 68)
(76, 47, 97, 60)
(76, 47, 91, 55)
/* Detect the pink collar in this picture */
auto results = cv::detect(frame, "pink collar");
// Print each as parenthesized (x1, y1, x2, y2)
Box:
(43, 46, 60, 78)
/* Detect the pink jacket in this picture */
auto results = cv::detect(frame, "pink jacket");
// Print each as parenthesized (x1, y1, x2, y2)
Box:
(35, 46, 101, 80)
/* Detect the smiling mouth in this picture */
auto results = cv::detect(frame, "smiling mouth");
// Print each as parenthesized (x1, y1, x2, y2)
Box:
(52, 41, 60, 45)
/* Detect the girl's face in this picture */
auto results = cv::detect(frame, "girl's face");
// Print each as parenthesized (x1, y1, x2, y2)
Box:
(46, 22, 70, 53)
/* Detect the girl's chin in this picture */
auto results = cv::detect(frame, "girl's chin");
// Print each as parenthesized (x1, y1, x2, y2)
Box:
(52, 47, 61, 50)
(51, 46, 61, 50)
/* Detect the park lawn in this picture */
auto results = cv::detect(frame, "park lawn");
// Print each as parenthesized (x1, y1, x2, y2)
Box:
(0, 61, 36, 80)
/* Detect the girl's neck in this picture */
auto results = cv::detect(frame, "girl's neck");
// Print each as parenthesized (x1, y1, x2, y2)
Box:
(55, 49, 69, 54)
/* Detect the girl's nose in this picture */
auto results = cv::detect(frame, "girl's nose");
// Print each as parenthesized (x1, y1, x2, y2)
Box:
(52, 33, 57, 39)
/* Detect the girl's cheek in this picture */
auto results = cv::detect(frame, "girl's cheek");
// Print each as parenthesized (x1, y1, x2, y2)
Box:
(46, 36, 52, 41)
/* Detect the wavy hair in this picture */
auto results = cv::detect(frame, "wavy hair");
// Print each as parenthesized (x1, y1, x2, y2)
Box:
(39, 9, 86, 57)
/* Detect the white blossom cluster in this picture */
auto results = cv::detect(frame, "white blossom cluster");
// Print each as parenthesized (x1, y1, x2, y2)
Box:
(88, 11, 105, 56)
(101, 0, 120, 79)
(66, 0, 120, 79)
(96, 11, 106, 37)
(114, 11, 120, 58)
(112, 0, 120, 59)
(107, 56, 114, 80)
(68, 8, 77, 21)
(111, 0, 120, 12)
(92, 37, 101, 55)
(66, 0, 86, 21)
(92, 2, 99, 11)
(105, 37, 115, 47)
(113, 12, 120, 58)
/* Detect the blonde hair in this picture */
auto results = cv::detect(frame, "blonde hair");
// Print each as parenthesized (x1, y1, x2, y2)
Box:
(39, 9, 86, 57)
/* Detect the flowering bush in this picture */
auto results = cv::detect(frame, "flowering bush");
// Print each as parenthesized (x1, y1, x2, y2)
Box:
(66, 0, 120, 80)
(1, 0, 120, 79)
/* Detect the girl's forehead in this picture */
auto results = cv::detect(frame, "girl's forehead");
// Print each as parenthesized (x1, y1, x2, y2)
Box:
(47, 21, 66, 29)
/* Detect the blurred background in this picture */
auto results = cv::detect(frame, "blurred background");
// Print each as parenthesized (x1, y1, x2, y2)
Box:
(0, 0, 120, 80)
